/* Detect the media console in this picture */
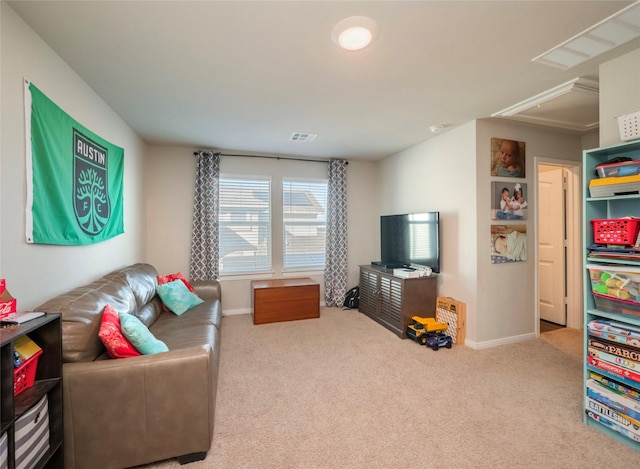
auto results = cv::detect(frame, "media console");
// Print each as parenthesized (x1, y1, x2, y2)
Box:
(370, 261, 405, 269)
(359, 264, 437, 338)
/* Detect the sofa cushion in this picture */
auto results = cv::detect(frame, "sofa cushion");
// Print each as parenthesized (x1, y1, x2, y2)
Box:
(36, 275, 136, 363)
(135, 297, 164, 328)
(98, 304, 141, 359)
(156, 280, 204, 315)
(119, 313, 169, 355)
(157, 272, 196, 293)
(107, 263, 159, 310)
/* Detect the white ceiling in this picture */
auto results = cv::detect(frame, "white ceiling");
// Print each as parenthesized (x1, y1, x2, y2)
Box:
(7, 1, 640, 161)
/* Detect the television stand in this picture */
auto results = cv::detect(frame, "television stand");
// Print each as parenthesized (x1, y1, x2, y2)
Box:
(359, 264, 437, 338)
(370, 261, 405, 269)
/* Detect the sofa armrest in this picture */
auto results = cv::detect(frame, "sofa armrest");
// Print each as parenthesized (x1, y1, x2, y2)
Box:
(192, 278, 221, 303)
(62, 346, 215, 468)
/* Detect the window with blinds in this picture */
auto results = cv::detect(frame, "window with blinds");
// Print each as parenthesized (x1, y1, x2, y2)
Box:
(282, 178, 328, 271)
(219, 176, 271, 275)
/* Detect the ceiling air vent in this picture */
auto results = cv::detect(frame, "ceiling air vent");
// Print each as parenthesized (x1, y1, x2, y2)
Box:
(290, 132, 318, 142)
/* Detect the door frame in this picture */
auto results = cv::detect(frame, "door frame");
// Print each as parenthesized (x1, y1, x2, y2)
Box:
(534, 157, 582, 335)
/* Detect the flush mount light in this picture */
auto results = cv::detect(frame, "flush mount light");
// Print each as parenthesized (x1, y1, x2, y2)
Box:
(331, 16, 378, 51)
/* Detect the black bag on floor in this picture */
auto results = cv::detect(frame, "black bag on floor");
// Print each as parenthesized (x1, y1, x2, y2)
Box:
(343, 286, 360, 309)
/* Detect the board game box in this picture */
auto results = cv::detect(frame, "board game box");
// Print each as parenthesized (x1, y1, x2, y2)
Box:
(590, 371, 640, 401)
(585, 396, 640, 439)
(585, 409, 640, 444)
(435, 296, 466, 345)
(587, 379, 640, 421)
(588, 356, 640, 385)
(587, 319, 640, 348)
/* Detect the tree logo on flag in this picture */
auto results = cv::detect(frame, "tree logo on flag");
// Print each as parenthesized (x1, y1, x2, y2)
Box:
(73, 129, 111, 235)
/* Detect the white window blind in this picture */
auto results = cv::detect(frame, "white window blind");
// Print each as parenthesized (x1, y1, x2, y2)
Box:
(219, 176, 271, 275)
(282, 178, 328, 270)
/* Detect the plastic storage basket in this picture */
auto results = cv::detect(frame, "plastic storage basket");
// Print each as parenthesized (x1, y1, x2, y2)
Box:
(587, 264, 640, 317)
(591, 218, 640, 246)
(13, 349, 41, 396)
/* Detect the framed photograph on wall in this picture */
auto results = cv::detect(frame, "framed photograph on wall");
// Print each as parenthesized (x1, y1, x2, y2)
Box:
(490, 138, 526, 178)
(491, 181, 528, 220)
(491, 224, 526, 264)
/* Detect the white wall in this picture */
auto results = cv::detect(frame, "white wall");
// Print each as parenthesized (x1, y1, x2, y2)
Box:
(144, 145, 379, 313)
(474, 120, 583, 347)
(599, 48, 640, 147)
(377, 119, 585, 347)
(0, 2, 147, 309)
(377, 122, 479, 340)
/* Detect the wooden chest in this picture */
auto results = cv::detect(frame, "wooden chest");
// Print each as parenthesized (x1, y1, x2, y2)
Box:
(251, 278, 320, 325)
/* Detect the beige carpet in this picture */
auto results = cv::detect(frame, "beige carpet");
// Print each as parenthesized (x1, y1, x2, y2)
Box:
(141, 307, 640, 468)
(540, 326, 584, 361)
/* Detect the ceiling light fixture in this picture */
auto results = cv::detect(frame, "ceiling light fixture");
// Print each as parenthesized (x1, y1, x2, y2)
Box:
(331, 16, 378, 51)
(532, 1, 640, 69)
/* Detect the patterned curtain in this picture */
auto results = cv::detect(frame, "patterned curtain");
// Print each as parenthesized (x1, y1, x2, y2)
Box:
(190, 151, 220, 280)
(324, 159, 348, 306)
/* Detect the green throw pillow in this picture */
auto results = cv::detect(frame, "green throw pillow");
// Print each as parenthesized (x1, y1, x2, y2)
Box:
(156, 279, 204, 315)
(119, 313, 169, 355)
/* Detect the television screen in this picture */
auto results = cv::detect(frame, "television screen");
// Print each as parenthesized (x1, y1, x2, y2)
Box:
(380, 212, 440, 272)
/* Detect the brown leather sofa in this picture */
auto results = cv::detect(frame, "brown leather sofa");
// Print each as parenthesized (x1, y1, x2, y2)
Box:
(36, 263, 222, 468)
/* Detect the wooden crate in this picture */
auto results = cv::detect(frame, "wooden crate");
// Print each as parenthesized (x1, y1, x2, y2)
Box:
(435, 297, 466, 345)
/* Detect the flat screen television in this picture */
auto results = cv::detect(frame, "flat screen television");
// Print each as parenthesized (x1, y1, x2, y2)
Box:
(380, 212, 440, 272)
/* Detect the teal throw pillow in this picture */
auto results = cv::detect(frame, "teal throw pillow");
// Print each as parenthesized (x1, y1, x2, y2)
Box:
(156, 279, 204, 316)
(119, 313, 169, 355)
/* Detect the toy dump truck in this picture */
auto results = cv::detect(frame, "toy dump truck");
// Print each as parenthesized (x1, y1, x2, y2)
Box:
(406, 316, 448, 345)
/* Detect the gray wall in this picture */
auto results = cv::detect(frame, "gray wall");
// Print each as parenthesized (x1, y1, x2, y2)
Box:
(599, 48, 640, 146)
(144, 145, 379, 313)
(377, 119, 585, 347)
(1, 3, 148, 309)
(3, 0, 639, 346)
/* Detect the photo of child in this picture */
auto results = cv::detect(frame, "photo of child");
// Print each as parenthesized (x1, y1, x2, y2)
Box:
(491, 138, 526, 178)
(491, 224, 527, 263)
(492, 182, 528, 220)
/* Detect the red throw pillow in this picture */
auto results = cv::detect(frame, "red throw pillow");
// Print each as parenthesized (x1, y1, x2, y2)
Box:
(98, 304, 142, 359)
(157, 272, 195, 293)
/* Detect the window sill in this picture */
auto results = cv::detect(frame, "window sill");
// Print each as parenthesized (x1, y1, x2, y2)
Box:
(282, 269, 324, 277)
(219, 271, 275, 281)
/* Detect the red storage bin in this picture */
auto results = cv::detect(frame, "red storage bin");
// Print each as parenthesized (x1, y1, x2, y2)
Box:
(592, 218, 640, 246)
(13, 349, 42, 396)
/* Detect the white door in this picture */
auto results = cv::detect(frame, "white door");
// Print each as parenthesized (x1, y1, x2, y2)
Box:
(538, 166, 566, 325)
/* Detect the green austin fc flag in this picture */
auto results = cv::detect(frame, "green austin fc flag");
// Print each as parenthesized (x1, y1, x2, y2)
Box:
(25, 80, 124, 245)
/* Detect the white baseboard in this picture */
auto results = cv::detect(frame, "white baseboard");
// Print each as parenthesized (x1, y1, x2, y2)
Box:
(223, 308, 251, 316)
(465, 332, 537, 350)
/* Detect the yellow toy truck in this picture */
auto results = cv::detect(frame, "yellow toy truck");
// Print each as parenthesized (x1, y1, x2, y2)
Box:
(406, 316, 448, 345)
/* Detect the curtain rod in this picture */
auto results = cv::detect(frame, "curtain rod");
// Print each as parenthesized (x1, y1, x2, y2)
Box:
(193, 150, 347, 164)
